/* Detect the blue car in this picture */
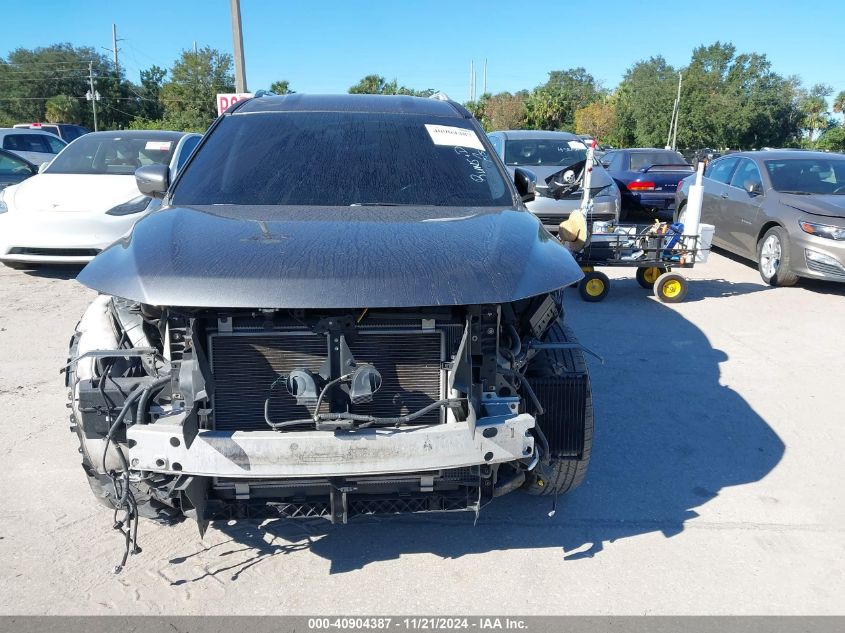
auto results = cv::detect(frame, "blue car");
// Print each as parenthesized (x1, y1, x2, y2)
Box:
(601, 148, 693, 220)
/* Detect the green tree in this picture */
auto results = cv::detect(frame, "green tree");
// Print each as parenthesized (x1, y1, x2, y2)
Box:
(816, 124, 845, 151)
(614, 56, 678, 147)
(834, 91, 845, 115)
(160, 47, 235, 130)
(44, 94, 82, 123)
(524, 68, 602, 131)
(0, 43, 137, 129)
(798, 83, 832, 142)
(270, 79, 294, 94)
(348, 74, 434, 97)
(138, 65, 166, 121)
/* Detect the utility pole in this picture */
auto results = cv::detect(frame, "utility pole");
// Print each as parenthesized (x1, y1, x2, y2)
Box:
(229, 0, 248, 92)
(87, 61, 98, 132)
(112, 24, 119, 76)
(666, 72, 682, 150)
(672, 72, 682, 151)
(483, 59, 487, 95)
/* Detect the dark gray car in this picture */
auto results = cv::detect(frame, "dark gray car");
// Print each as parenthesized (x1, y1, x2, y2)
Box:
(676, 150, 845, 285)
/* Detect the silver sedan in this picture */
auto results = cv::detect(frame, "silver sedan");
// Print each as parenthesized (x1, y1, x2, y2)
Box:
(488, 130, 621, 232)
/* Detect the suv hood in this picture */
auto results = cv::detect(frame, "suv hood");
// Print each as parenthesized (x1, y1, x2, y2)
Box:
(77, 205, 583, 309)
(781, 193, 845, 219)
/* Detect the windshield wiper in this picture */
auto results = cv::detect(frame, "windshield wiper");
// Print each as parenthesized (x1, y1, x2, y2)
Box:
(778, 190, 811, 195)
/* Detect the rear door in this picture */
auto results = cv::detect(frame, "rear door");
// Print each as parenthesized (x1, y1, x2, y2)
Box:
(723, 158, 765, 257)
(702, 156, 740, 250)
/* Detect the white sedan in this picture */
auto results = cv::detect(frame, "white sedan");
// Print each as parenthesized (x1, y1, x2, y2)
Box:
(0, 130, 200, 268)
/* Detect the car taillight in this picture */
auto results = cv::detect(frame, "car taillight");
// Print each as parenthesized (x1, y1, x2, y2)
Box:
(628, 181, 655, 191)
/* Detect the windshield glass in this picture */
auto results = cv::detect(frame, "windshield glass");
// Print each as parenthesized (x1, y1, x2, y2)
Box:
(172, 112, 511, 207)
(629, 151, 689, 170)
(45, 134, 177, 175)
(765, 158, 845, 194)
(503, 139, 586, 168)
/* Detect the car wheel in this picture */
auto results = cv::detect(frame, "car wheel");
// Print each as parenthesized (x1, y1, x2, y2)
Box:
(522, 323, 593, 497)
(757, 227, 798, 287)
(653, 271, 689, 303)
(636, 266, 665, 289)
(673, 202, 686, 225)
(578, 271, 610, 302)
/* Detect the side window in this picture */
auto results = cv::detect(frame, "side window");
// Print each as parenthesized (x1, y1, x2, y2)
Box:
(487, 135, 504, 158)
(706, 157, 739, 184)
(730, 158, 763, 191)
(605, 152, 623, 171)
(175, 136, 201, 172)
(43, 136, 66, 154)
(0, 152, 31, 174)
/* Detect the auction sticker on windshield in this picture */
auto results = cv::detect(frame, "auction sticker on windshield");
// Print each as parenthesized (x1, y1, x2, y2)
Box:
(145, 141, 172, 151)
(425, 124, 484, 150)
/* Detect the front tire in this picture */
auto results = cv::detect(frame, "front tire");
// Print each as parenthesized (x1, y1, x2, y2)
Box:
(758, 227, 798, 287)
(522, 323, 593, 496)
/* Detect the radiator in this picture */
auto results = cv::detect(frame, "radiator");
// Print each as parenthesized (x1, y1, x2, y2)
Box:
(210, 329, 447, 431)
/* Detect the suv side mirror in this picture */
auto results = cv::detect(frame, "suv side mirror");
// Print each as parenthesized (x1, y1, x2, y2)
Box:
(135, 164, 170, 199)
(513, 167, 536, 203)
(744, 180, 763, 196)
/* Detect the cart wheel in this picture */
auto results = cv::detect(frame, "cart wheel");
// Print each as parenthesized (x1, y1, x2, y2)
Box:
(653, 272, 688, 303)
(636, 266, 665, 289)
(579, 271, 610, 302)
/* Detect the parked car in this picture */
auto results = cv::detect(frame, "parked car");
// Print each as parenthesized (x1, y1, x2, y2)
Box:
(65, 94, 592, 552)
(0, 128, 66, 165)
(488, 130, 620, 231)
(601, 148, 693, 220)
(0, 148, 38, 190)
(13, 122, 90, 143)
(0, 130, 201, 268)
(675, 150, 845, 285)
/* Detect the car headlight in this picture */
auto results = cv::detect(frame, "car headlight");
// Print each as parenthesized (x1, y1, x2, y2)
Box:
(799, 221, 845, 241)
(0, 189, 7, 214)
(590, 184, 615, 198)
(106, 195, 152, 216)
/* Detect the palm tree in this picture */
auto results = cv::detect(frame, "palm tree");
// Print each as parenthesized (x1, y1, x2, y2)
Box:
(834, 91, 845, 115)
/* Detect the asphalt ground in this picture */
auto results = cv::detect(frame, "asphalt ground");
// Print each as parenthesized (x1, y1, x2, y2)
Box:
(0, 250, 843, 615)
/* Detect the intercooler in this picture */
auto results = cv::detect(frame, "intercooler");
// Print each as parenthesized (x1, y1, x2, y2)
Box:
(209, 327, 456, 431)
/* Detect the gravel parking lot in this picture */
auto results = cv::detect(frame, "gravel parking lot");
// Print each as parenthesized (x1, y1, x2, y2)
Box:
(0, 251, 843, 615)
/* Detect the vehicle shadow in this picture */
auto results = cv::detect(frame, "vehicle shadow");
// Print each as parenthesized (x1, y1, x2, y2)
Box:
(167, 291, 784, 579)
(711, 246, 845, 296)
(20, 265, 85, 281)
(605, 274, 774, 302)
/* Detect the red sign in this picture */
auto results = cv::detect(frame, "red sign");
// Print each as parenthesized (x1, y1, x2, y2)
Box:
(216, 92, 254, 116)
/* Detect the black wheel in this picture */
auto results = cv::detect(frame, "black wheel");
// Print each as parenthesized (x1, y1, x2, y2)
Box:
(578, 271, 610, 302)
(636, 266, 665, 289)
(2, 261, 31, 270)
(522, 323, 593, 496)
(653, 271, 689, 303)
(758, 226, 799, 287)
(673, 201, 686, 225)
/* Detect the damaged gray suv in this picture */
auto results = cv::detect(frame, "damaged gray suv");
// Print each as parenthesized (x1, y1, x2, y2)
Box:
(65, 94, 592, 565)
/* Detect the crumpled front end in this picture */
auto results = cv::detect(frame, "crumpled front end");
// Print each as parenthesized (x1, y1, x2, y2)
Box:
(65, 286, 591, 567)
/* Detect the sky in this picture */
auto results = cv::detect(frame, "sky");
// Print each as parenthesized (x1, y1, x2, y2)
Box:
(2, 0, 844, 106)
